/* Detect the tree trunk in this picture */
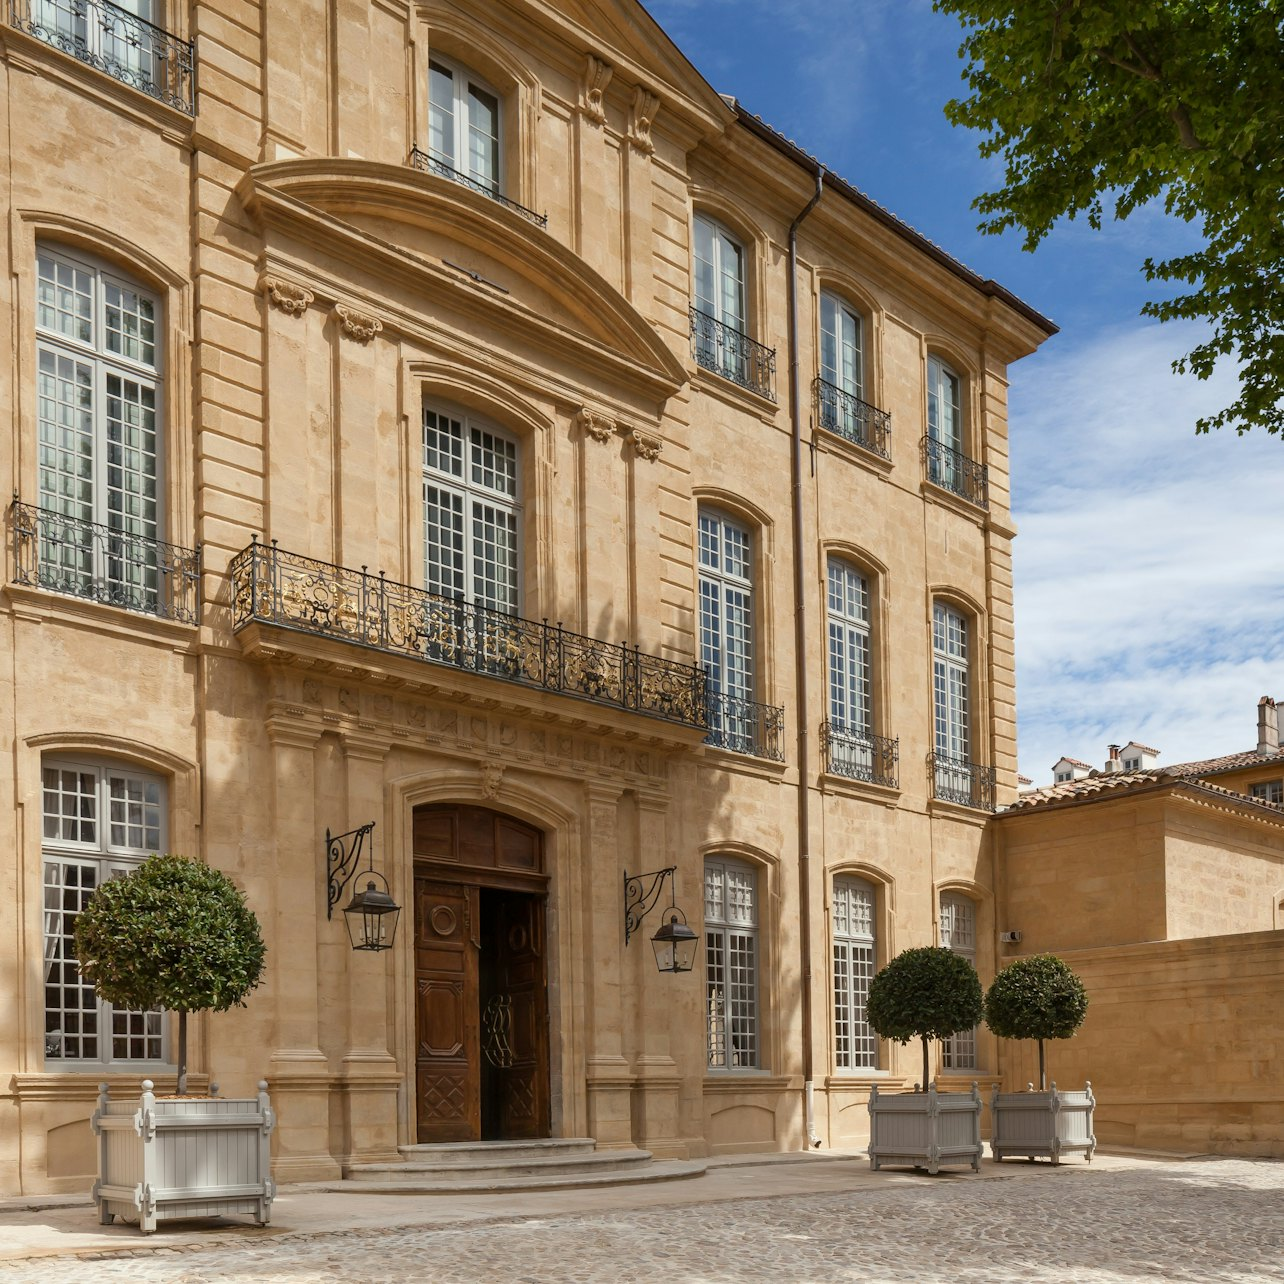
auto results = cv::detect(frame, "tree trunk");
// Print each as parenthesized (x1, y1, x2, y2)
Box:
(921, 1035, 930, 1091)
(1038, 1038, 1046, 1092)
(177, 1009, 188, 1096)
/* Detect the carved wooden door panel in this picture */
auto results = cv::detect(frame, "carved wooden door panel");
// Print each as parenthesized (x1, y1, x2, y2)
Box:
(414, 876, 480, 1142)
(496, 894, 550, 1140)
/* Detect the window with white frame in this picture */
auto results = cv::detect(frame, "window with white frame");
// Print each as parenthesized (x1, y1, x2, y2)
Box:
(820, 294, 864, 403)
(42, 759, 167, 1068)
(698, 508, 756, 753)
(31, 0, 164, 91)
(693, 215, 745, 335)
(35, 244, 163, 609)
(428, 57, 501, 192)
(826, 558, 875, 775)
(705, 857, 759, 1070)
(832, 876, 876, 1070)
(1250, 779, 1283, 804)
(933, 601, 973, 799)
(939, 893, 977, 1071)
(422, 405, 520, 614)
(1122, 755, 1142, 772)
(927, 355, 962, 455)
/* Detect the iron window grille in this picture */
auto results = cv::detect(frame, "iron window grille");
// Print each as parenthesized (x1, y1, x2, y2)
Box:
(11, 499, 200, 624)
(8, 0, 195, 113)
(929, 751, 996, 812)
(705, 691, 785, 761)
(689, 307, 777, 401)
(821, 723, 898, 788)
(228, 538, 709, 731)
(408, 146, 547, 229)
(815, 378, 890, 458)
(922, 435, 988, 509)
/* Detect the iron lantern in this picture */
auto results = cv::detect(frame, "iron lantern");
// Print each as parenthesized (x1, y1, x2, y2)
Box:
(650, 908, 698, 974)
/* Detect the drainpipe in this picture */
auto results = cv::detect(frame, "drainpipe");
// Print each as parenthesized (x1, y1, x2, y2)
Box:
(789, 165, 824, 1148)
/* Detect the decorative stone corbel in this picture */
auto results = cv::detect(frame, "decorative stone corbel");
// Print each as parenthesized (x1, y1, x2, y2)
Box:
(260, 274, 314, 316)
(628, 87, 660, 154)
(577, 406, 617, 443)
(333, 304, 383, 343)
(629, 430, 663, 462)
(580, 54, 613, 125)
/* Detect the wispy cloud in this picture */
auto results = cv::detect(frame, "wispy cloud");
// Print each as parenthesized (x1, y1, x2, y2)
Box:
(1010, 320, 1284, 779)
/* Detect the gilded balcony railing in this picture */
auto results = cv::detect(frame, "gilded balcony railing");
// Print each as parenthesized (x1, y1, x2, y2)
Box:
(408, 147, 547, 229)
(814, 378, 891, 459)
(10, 499, 201, 624)
(8, 0, 196, 113)
(922, 436, 988, 509)
(704, 690, 785, 761)
(689, 307, 777, 401)
(821, 722, 898, 787)
(929, 750, 996, 811)
(229, 539, 708, 730)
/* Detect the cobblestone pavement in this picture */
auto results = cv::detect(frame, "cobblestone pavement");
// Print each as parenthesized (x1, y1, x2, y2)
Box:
(1, 1159, 1281, 1283)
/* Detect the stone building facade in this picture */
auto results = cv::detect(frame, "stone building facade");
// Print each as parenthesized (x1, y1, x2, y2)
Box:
(0, 0, 1054, 1193)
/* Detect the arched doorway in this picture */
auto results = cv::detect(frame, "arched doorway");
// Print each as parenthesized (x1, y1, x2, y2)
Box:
(412, 803, 550, 1143)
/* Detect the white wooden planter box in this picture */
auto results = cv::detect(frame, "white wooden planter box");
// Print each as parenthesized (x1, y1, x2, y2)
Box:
(867, 1083, 983, 1174)
(990, 1081, 1095, 1164)
(91, 1080, 275, 1233)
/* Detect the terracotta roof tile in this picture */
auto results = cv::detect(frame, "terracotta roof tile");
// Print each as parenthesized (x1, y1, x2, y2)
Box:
(1168, 747, 1284, 778)
(1001, 768, 1284, 817)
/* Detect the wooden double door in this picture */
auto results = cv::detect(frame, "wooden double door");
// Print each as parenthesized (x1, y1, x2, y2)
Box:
(413, 805, 550, 1143)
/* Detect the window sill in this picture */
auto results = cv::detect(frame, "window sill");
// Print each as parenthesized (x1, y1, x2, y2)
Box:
(818, 772, 900, 808)
(920, 479, 989, 526)
(814, 425, 894, 479)
(700, 744, 790, 780)
(823, 1072, 901, 1090)
(689, 366, 780, 423)
(5, 583, 201, 647)
(926, 797, 994, 827)
(703, 1073, 793, 1092)
(10, 1070, 206, 1103)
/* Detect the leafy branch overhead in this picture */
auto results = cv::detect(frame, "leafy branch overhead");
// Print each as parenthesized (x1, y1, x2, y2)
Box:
(935, 0, 1284, 437)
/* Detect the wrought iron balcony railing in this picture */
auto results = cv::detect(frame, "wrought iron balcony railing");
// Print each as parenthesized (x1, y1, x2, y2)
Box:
(689, 307, 777, 402)
(229, 539, 708, 730)
(705, 690, 785, 761)
(8, 0, 195, 114)
(408, 147, 547, 229)
(821, 722, 899, 788)
(929, 751, 996, 811)
(10, 499, 201, 624)
(815, 379, 891, 459)
(922, 436, 988, 509)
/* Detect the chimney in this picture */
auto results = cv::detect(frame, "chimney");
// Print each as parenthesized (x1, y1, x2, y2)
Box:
(1103, 744, 1122, 774)
(1258, 696, 1279, 755)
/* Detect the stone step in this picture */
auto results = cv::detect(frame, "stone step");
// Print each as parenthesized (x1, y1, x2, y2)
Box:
(392, 1138, 597, 1166)
(332, 1157, 707, 1195)
(346, 1147, 653, 1184)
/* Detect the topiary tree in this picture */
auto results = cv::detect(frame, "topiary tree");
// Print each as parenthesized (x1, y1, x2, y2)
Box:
(867, 946, 984, 1091)
(74, 854, 267, 1095)
(984, 954, 1089, 1092)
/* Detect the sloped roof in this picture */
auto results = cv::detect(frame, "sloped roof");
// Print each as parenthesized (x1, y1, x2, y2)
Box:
(1168, 747, 1284, 779)
(1001, 768, 1284, 820)
(1053, 757, 1094, 771)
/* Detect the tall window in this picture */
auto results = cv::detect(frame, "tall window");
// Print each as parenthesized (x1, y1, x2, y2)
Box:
(832, 877, 876, 1070)
(428, 58, 501, 192)
(31, 0, 164, 91)
(927, 355, 962, 455)
(705, 857, 759, 1069)
(694, 215, 745, 335)
(826, 558, 878, 777)
(939, 893, 977, 1071)
(35, 245, 163, 610)
(42, 759, 166, 1068)
(422, 406, 519, 614)
(698, 508, 755, 753)
(820, 294, 864, 402)
(933, 601, 972, 800)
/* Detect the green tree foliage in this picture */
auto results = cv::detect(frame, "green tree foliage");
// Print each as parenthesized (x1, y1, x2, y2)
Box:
(74, 854, 266, 1093)
(867, 946, 984, 1090)
(935, 0, 1284, 438)
(984, 954, 1089, 1089)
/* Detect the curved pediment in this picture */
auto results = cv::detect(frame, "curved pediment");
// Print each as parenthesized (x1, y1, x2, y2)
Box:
(237, 159, 688, 404)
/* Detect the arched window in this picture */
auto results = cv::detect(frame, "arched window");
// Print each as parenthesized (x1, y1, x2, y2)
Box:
(939, 893, 977, 1071)
(705, 856, 759, 1069)
(428, 56, 502, 194)
(820, 293, 864, 404)
(698, 507, 757, 754)
(42, 757, 167, 1068)
(925, 355, 986, 506)
(34, 244, 166, 615)
(832, 876, 876, 1070)
(693, 214, 745, 336)
(422, 404, 520, 614)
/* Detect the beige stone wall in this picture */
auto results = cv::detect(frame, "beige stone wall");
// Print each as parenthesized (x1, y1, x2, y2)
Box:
(997, 932, 1284, 1158)
(0, 0, 1047, 1192)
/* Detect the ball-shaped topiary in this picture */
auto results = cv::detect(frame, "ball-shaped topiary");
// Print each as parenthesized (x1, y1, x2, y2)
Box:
(867, 946, 984, 1091)
(984, 954, 1088, 1090)
(74, 853, 266, 1094)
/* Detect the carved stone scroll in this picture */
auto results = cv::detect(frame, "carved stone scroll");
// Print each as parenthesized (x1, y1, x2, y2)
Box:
(580, 54, 613, 125)
(577, 406, 617, 443)
(333, 304, 383, 343)
(260, 275, 314, 316)
(628, 87, 660, 154)
(630, 430, 662, 462)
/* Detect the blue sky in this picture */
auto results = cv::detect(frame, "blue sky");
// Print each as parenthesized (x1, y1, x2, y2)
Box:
(646, 0, 1283, 781)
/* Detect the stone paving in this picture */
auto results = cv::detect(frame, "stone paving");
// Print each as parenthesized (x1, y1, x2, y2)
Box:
(1, 1157, 1282, 1282)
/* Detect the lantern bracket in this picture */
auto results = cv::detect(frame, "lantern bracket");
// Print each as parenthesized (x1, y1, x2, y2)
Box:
(326, 822, 377, 919)
(623, 866, 677, 944)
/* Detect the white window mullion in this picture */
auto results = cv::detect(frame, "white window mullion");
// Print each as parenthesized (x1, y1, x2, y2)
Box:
(941, 895, 978, 1071)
